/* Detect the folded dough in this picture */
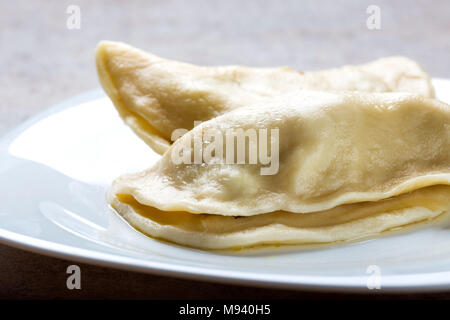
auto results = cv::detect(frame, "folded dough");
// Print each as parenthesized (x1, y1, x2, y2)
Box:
(109, 91, 450, 249)
(96, 41, 434, 154)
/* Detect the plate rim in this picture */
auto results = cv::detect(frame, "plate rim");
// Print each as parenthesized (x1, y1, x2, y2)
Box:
(1, 81, 450, 293)
(3, 227, 450, 293)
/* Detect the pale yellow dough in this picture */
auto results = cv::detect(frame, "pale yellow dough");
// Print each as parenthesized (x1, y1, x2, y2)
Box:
(109, 91, 450, 249)
(96, 41, 434, 154)
(110, 186, 450, 249)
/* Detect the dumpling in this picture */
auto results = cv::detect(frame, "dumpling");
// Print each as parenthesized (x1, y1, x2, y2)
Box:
(96, 41, 434, 154)
(109, 91, 450, 249)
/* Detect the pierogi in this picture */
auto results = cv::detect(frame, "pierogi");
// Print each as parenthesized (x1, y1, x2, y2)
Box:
(108, 91, 450, 249)
(96, 41, 434, 155)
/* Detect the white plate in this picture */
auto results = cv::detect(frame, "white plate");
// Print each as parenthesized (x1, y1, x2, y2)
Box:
(1, 79, 450, 293)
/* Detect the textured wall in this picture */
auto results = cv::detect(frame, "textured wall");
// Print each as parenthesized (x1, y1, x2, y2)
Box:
(1, 0, 450, 135)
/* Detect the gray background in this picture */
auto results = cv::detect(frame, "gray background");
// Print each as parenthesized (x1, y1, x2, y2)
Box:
(1, 0, 449, 299)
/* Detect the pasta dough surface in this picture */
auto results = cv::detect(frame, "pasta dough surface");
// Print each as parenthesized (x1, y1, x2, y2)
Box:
(110, 186, 450, 249)
(111, 91, 450, 215)
(96, 41, 434, 154)
(110, 91, 450, 249)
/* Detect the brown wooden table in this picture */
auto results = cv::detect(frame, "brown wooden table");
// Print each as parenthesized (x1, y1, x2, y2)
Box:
(1, 0, 450, 299)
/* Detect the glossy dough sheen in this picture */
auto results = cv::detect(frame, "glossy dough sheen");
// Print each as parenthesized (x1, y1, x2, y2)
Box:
(96, 41, 434, 154)
(110, 186, 449, 249)
(109, 92, 450, 249)
(112, 91, 450, 215)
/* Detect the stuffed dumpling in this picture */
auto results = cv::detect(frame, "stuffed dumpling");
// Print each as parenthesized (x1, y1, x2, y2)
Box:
(109, 91, 450, 249)
(96, 41, 434, 154)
